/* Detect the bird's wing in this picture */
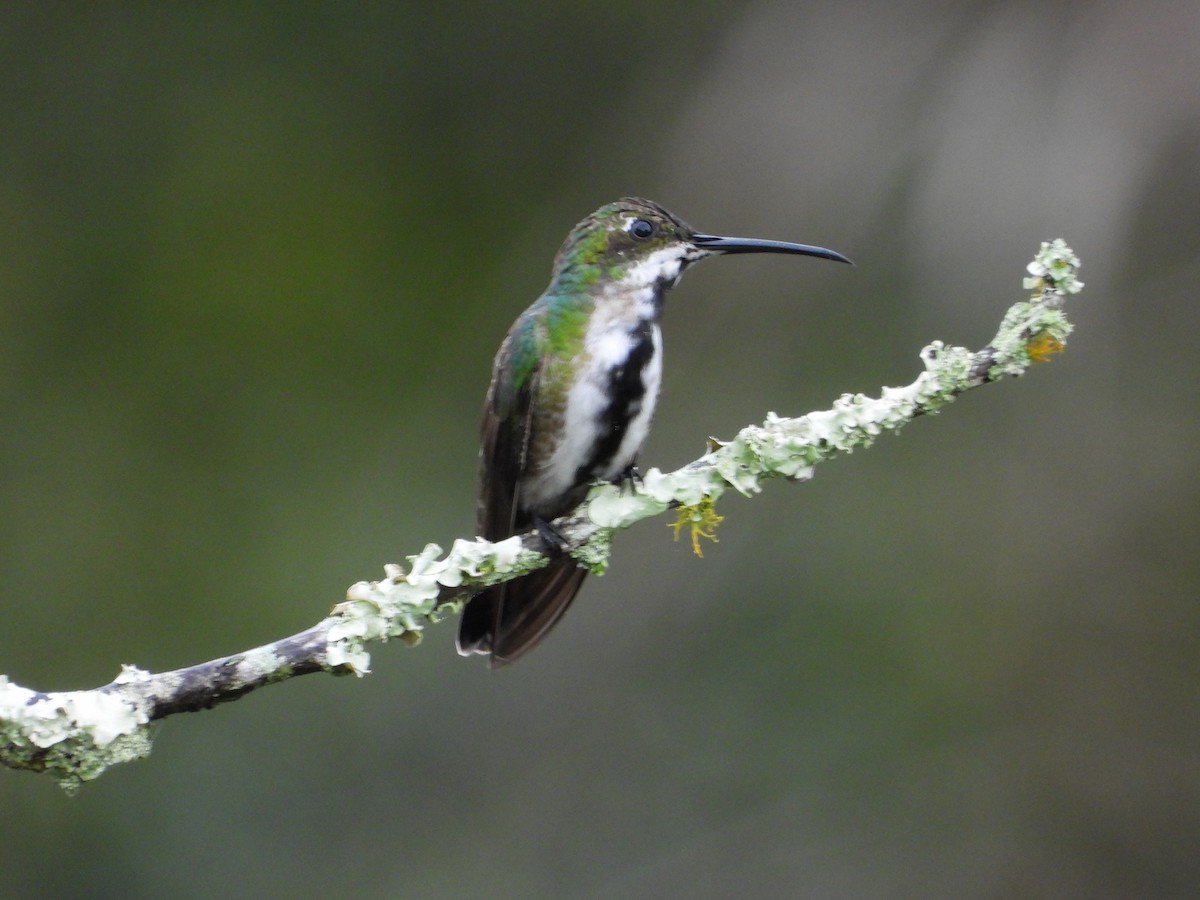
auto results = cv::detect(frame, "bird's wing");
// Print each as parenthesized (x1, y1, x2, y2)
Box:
(460, 310, 591, 665)
(477, 314, 541, 541)
(460, 313, 551, 660)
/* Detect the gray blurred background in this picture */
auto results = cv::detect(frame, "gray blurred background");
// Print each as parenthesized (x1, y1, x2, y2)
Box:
(2, 3, 1198, 897)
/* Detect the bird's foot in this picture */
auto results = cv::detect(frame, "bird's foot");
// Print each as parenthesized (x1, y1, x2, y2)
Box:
(610, 464, 643, 494)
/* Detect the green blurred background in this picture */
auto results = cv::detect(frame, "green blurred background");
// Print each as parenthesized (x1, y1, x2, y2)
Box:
(2, 3, 1198, 896)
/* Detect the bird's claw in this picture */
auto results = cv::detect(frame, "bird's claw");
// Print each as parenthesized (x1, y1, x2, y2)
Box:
(532, 516, 571, 556)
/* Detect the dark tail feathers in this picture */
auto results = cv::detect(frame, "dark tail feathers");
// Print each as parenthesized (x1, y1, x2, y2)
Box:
(457, 558, 587, 668)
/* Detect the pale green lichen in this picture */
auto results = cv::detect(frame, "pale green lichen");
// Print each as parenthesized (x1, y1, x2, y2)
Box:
(973, 238, 1077, 378)
(640, 467, 721, 506)
(920, 342, 974, 397)
(1023, 239, 1083, 296)
(570, 528, 616, 574)
(0, 672, 154, 793)
(233, 646, 290, 684)
(587, 486, 668, 527)
(325, 536, 531, 675)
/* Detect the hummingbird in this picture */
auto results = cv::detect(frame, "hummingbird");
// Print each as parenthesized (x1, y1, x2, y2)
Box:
(457, 198, 850, 667)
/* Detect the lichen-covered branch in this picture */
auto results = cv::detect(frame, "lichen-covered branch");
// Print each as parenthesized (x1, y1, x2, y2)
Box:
(0, 240, 1081, 792)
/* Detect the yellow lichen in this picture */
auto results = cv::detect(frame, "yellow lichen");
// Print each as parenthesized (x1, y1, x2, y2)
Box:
(1027, 333, 1065, 363)
(670, 497, 725, 557)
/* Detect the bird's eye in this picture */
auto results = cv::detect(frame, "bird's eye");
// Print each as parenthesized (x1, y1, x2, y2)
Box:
(629, 218, 655, 239)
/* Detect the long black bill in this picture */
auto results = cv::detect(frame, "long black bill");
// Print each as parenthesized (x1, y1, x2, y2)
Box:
(692, 233, 852, 265)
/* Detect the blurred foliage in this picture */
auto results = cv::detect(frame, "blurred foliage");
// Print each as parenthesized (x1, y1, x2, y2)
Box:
(3, 2, 1200, 897)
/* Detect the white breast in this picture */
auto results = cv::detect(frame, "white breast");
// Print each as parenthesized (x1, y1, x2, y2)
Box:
(521, 284, 665, 516)
(597, 324, 661, 480)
